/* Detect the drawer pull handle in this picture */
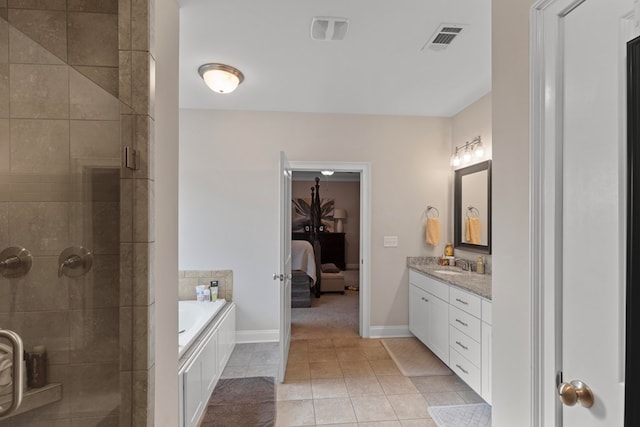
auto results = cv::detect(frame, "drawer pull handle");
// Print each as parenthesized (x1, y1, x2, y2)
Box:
(421, 297, 429, 302)
(455, 341, 468, 350)
(455, 298, 469, 305)
(455, 319, 468, 327)
(455, 364, 469, 375)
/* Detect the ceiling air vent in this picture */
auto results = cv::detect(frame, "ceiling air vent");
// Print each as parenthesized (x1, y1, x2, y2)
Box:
(311, 17, 349, 41)
(423, 24, 465, 51)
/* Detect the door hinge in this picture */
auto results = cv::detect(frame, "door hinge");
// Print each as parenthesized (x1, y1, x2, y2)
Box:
(124, 146, 139, 171)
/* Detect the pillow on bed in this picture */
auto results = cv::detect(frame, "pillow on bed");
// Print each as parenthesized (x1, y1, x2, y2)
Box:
(321, 263, 340, 273)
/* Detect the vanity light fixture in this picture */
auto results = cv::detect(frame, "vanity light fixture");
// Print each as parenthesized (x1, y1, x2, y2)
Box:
(198, 63, 244, 94)
(451, 136, 484, 167)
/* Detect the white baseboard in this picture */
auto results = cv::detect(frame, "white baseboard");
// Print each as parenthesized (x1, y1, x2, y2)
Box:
(369, 325, 412, 338)
(235, 329, 279, 343)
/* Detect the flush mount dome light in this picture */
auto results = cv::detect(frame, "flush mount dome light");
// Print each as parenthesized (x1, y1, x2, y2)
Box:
(198, 63, 244, 94)
(321, 170, 334, 176)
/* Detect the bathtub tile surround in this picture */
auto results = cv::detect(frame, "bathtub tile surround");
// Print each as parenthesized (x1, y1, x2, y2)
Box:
(179, 269, 233, 302)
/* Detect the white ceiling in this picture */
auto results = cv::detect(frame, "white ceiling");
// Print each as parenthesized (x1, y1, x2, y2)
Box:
(179, 0, 491, 117)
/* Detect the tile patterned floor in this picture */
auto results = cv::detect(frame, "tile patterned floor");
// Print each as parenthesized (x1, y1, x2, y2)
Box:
(220, 288, 487, 426)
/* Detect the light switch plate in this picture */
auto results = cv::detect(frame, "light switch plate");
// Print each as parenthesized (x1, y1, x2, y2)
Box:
(383, 236, 398, 247)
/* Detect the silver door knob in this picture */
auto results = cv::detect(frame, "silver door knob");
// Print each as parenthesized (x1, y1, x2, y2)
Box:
(273, 273, 284, 281)
(558, 379, 594, 408)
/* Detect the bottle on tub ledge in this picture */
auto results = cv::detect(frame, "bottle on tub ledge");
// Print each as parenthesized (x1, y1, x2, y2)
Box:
(210, 281, 219, 302)
(29, 345, 47, 388)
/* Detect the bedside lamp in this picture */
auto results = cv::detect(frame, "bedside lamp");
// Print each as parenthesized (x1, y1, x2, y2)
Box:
(333, 209, 347, 233)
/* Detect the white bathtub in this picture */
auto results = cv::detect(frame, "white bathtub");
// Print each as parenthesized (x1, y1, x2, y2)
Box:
(178, 299, 226, 358)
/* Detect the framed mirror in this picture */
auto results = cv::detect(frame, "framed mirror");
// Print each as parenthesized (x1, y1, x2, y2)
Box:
(454, 160, 491, 254)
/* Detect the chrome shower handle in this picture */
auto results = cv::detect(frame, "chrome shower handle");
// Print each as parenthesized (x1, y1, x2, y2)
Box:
(58, 255, 82, 278)
(0, 329, 24, 417)
(0, 247, 32, 279)
(58, 247, 93, 278)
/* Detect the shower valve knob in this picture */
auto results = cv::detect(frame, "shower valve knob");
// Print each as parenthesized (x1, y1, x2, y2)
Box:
(58, 246, 93, 278)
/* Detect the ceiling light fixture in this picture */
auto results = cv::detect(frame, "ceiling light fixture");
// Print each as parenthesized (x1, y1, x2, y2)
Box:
(450, 136, 485, 167)
(198, 63, 244, 94)
(321, 170, 334, 176)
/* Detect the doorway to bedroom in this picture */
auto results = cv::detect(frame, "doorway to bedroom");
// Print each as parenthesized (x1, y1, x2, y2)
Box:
(290, 170, 361, 339)
(287, 161, 371, 339)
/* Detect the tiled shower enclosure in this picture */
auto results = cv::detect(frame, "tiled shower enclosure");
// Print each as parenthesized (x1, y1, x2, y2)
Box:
(0, 0, 155, 425)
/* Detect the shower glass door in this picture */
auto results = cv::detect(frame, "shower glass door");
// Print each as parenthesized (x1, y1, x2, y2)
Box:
(0, 3, 122, 425)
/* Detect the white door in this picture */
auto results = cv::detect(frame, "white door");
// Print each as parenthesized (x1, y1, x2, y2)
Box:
(277, 151, 293, 383)
(534, 0, 636, 424)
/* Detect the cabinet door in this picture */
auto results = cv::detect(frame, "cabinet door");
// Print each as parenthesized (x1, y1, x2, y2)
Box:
(428, 293, 450, 364)
(409, 284, 430, 346)
(183, 356, 204, 427)
(203, 330, 219, 397)
(481, 322, 492, 405)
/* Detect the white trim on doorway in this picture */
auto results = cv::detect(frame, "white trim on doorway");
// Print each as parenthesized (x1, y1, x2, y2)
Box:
(289, 161, 372, 338)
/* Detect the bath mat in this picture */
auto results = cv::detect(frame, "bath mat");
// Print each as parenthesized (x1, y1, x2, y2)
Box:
(428, 403, 492, 427)
(201, 376, 275, 427)
(381, 337, 452, 377)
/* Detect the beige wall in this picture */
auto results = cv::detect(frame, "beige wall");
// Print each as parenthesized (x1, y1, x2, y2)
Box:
(179, 110, 452, 333)
(451, 92, 493, 268)
(492, 0, 535, 425)
(292, 179, 361, 268)
(153, 0, 180, 425)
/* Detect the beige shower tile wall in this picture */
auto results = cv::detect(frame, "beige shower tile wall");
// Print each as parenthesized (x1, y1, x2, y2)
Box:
(118, 0, 156, 425)
(179, 270, 234, 302)
(0, 2, 123, 426)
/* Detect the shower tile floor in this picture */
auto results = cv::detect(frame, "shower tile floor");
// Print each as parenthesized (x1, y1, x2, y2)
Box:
(219, 290, 487, 426)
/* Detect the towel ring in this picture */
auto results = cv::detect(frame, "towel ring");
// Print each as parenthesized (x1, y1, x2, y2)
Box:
(426, 206, 439, 218)
(466, 206, 480, 218)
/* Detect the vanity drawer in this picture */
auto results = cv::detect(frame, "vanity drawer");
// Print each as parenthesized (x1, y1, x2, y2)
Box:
(449, 325, 480, 367)
(409, 270, 449, 301)
(449, 306, 481, 342)
(450, 348, 481, 394)
(450, 287, 481, 317)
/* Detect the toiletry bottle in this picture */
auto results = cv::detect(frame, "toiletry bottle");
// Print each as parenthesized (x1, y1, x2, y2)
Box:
(203, 287, 211, 302)
(210, 281, 219, 302)
(196, 285, 206, 301)
(477, 256, 485, 274)
(29, 345, 47, 388)
(445, 243, 453, 257)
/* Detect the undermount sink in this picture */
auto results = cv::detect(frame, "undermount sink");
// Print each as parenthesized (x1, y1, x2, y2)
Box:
(433, 270, 464, 275)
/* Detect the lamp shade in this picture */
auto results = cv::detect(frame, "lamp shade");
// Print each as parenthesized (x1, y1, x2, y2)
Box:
(198, 63, 244, 94)
(333, 208, 347, 219)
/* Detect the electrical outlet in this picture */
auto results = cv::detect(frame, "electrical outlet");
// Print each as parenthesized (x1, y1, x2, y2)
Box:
(383, 236, 398, 247)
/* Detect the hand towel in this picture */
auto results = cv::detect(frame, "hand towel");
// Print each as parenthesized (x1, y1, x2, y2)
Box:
(426, 217, 441, 246)
(466, 217, 482, 244)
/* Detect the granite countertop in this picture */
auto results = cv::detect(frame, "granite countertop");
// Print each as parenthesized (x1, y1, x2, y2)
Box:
(407, 256, 492, 300)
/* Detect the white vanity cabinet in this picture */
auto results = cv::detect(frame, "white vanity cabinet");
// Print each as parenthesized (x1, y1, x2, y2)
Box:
(179, 303, 236, 427)
(409, 269, 492, 403)
(409, 271, 450, 364)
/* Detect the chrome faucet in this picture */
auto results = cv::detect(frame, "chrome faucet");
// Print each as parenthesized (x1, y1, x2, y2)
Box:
(455, 258, 470, 271)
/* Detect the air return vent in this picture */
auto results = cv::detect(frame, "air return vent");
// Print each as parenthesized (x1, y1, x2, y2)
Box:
(311, 17, 349, 41)
(423, 24, 465, 51)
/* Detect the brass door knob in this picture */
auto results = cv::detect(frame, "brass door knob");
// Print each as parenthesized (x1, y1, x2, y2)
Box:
(558, 380, 594, 408)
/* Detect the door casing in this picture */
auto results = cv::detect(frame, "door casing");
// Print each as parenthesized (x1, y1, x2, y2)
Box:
(289, 161, 372, 338)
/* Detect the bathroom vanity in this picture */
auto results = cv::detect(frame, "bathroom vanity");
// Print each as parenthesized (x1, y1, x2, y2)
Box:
(407, 258, 492, 404)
